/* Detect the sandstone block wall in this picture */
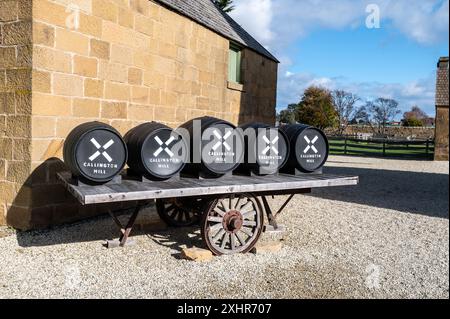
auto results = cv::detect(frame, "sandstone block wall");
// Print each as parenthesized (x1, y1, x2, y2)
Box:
(0, 0, 278, 229)
(435, 107, 449, 161)
(1, 0, 33, 227)
(326, 125, 436, 139)
(435, 57, 449, 161)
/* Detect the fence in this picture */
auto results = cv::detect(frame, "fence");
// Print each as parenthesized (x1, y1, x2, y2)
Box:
(327, 135, 435, 160)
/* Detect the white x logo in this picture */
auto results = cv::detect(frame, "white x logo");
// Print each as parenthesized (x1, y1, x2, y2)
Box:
(89, 138, 114, 162)
(154, 136, 176, 158)
(262, 135, 279, 155)
(304, 135, 319, 154)
(212, 130, 232, 151)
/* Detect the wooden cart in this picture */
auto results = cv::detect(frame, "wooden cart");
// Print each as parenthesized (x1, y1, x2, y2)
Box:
(58, 172, 358, 255)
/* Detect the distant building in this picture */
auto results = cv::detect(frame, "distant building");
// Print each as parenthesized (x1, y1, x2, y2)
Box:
(422, 117, 436, 127)
(435, 57, 449, 161)
(356, 133, 373, 140)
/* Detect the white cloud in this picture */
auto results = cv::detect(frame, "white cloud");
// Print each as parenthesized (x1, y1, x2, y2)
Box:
(285, 71, 294, 77)
(231, 0, 274, 44)
(231, 0, 449, 49)
(380, 0, 450, 44)
(229, 0, 446, 117)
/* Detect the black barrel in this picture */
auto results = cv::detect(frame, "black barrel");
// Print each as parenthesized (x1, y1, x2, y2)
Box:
(63, 122, 128, 183)
(124, 122, 188, 180)
(280, 124, 329, 173)
(239, 123, 290, 175)
(179, 117, 244, 177)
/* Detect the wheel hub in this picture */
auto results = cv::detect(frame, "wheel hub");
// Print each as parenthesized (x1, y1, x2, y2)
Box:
(222, 210, 243, 233)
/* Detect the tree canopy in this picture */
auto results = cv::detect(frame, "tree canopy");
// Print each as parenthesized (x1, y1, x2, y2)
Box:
(213, 0, 235, 13)
(403, 106, 427, 121)
(277, 87, 407, 135)
(277, 104, 297, 124)
(296, 86, 337, 130)
(402, 106, 428, 127)
(332, 90, 360, 134)
(364, 98, 401, 134)
(403, 117, 424, 127)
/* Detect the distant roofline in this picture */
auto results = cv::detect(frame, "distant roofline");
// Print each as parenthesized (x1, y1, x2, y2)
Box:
(438, 56, 449, 67)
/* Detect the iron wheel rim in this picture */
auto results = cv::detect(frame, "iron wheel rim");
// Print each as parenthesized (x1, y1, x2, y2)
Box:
(201, 194, 263, 255)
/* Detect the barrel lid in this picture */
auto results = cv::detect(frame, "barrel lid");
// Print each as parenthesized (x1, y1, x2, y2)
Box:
(255, 127, 290, 174)
(201, 122, 244, 175)
(74, 126, 127, 182)
(294, 127, 329, 172)
(141, 128, 188, 179)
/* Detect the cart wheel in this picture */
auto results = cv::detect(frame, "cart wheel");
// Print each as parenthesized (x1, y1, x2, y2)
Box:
(201, 194, 264, 255)
(156, 198, 201, 227)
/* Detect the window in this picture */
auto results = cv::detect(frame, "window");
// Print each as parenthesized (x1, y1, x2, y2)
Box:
(228, 43, 242, 83)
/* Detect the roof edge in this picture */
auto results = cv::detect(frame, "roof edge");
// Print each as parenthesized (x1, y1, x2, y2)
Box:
(152, 0, 280, 63)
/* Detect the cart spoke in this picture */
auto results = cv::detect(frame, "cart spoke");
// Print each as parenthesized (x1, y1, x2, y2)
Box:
(168, 209, 177, 219)
(230, 234, 237, 251)
(221, 199, 230, 212)
(240, 227, 254, 237)
(243, 220, 257, 227)
(233, 197, 242, 210)
(237, 199, 248, 210)
(230, 197, 237, 210)
(212, 229, 226, 242)
(177, 209, 184, 222)
(220, 233, 229, 249)
(166, 204, 176, 212)
(209, 222, 223, 233)
(242, 210, 256, 219)
(214, 207, 226, 217)
(157, 199, 199, 227)
(240, 202, 254, 213)
(235, 232, 246, 246)
(207, 216, 223, 223)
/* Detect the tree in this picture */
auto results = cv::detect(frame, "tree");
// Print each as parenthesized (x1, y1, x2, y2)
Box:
(213, 0, 235, 13)
(403, 106, 427, 121)
(365, 98, 401, 135)
(403, 117, 423, 127)
(278, 104, 297, 124)
(402, 106, 428, 126)
(352, 105, 370, 124)
(332, 90, 360, 135)
(296, 86, 337, 130)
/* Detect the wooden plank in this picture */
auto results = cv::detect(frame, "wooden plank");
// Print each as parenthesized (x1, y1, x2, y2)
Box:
(346, 143, 384, 151)
(58, 172, 358, 205)
(340, 149, 379, 156)
(386, 140, 432, 146)
(385, 146, 428, 151)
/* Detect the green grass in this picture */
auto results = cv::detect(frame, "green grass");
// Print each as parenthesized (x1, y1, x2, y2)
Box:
(329, 139, 433, 158)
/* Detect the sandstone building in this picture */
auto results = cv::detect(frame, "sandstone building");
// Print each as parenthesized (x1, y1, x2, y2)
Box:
(0, 0, 279, 229)
(435, 57, 449, 161)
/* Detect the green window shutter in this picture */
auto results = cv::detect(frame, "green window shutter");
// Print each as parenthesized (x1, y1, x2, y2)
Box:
(228, 44, 242, 83)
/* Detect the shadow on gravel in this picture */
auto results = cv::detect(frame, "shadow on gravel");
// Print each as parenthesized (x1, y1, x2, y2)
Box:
(15, 165, 448, 248)
(14, 212, 205, 252)
(15, 214, 126, 247)
(148, 227, 206, 258)
(311, 166, 449, 219)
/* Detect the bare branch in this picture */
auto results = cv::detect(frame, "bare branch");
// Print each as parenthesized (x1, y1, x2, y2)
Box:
(332, 90, 360, 135)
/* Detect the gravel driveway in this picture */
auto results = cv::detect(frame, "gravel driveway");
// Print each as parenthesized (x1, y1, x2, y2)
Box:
(0, 156, 448, 299)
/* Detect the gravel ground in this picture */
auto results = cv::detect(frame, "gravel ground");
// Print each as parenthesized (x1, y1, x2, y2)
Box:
(0, 156, 448, 299)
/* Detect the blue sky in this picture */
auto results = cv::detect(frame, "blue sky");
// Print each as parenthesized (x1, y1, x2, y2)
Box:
(230, 0, 449, 117)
